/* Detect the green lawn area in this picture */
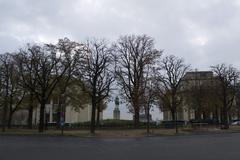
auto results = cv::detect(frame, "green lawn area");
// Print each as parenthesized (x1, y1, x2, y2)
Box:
(0, 128, 173, 137)
(1, 126, 240, 138)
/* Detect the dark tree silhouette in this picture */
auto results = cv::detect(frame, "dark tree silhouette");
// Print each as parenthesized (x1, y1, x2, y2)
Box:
(211, 64, 239, 129)
(81, 39, 114, 134)
(114, 34, 161, 128)
(142, 75, 155, 134)
(16, 43, 69, 132)
(0, 53, 13, 132)
(155, 55, 189, 133)
(53, 38, 85, 129)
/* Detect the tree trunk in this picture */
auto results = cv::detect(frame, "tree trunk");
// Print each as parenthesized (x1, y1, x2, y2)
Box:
(175, 112, 178, 134)
(96, 106, 100, 127)
(7, 96, 13, 129)
(172, 111, 178, 134)
(133, 100, 140, 128)
(7, 112, 13, 129)
(238, 105, 240, 120)
(220, 107, 223, 125)
(220, 86, 229, 129)
(203, 111, 207, 120)
(147, 105, 150, 135)
(28, 106, 33, 129)
(2, 81, 9, 132)
(222, 90, 229, 129)
(194, 110, 197, 120)
(134, 108, 140, 128)
(214, 106, 219, 123)
(171, 110, 175, 121)
(171, 94, 178, 134)
(39, 100, 45, 132)
(1, 105, 7, 132)
(171, 109, 178, 133)
(222, 106, 229, 129)
(90, 97, 96, 134)
(195, 109, 201, 120)
(57, 95, 61, 129)
(45, 114, 48, 130)
(28, 93, 34, 129)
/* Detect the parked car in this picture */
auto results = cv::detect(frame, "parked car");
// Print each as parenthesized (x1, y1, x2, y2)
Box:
(231, 121, 240, 125)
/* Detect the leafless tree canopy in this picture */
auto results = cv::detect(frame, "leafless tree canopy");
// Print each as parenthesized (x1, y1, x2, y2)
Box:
(15, 42, 74, 132)
(155, 55, 190, 133)
(1, 34, 240, 133)
(82, 39, 114, 133)
(114, 34, 162, 127)
(211, 63, 239, 129)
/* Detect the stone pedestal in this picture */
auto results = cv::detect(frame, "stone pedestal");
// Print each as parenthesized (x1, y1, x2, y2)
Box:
(113, 107, 120, 120)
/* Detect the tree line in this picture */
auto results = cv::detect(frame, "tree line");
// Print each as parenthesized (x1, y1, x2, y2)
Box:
(0, 34, 239, 134)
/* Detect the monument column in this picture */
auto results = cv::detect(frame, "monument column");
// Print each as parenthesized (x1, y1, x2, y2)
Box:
(113, 96, 120, 120)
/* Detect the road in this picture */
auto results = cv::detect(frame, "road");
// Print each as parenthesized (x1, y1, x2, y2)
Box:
(0, 133, 240, 160)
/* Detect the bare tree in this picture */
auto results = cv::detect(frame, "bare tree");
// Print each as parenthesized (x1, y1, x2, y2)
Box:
(114, 35, 161, 128)
(0, 53, 12, 132)
(16, 43, 69, 132)
(142, 76, 155, 135)
(0, 67, 3, 117)
(81, 39, 114, 134)
(14, 49, 38, 129)
(6, 61, 26, 129)
(53, 38, 85, 129)
(0, 53, 26, 130)
(235, 83, 240, 121)
(211, 64, 239, 129)
(155, 55, 189, 133)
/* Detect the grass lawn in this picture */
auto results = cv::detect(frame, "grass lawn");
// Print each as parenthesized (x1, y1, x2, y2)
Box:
(0, 128, 176, 137)
(1, 126, 240, 138)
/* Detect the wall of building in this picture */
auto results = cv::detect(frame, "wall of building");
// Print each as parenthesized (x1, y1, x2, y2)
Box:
(31, 100, 102, 125)
(162, 71, 222, 122)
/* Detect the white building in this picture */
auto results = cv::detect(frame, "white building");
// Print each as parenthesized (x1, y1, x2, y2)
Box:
(8, 100, 103, 126)
(32, 101, 102, 125)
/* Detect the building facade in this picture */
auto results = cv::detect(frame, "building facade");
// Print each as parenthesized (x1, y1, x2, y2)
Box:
(32, 100, 102, 125)
(4, 100, 103, 126)
(162, 71, 219, 121)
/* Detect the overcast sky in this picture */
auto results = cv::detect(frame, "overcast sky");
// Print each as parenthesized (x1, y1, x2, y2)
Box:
(1, 0, 240, 120)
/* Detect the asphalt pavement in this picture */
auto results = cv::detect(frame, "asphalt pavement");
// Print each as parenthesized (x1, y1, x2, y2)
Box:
(0, 133, 240, 160)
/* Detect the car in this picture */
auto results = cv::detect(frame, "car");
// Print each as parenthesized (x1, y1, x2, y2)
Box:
(231, 121, 240, 125)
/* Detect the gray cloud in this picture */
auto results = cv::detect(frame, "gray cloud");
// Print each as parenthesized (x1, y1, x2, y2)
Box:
(1, 0, 240, 119)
